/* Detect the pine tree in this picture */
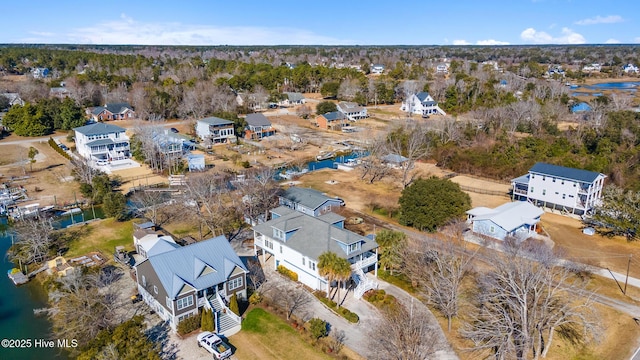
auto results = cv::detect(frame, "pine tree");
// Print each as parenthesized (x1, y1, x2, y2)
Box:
(229, 293, 239, 316)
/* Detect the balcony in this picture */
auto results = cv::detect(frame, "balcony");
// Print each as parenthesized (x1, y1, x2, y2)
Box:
(513, 188, 528, 195)
(350, 252, 377, 270)
(254, 234, 265, 248)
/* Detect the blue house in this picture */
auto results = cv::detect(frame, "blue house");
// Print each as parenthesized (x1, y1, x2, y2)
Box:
(466, 202, 544, 241)
(571, 102, 592, 114)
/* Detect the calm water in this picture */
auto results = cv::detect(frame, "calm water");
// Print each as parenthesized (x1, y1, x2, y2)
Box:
(0, 227, 68, 359)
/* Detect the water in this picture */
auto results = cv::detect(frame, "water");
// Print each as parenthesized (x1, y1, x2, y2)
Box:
(0, 223, 68, 359)
(52, 206, 104, 229)
(572, 81, 640, 93)
(307, 152, 366, 171)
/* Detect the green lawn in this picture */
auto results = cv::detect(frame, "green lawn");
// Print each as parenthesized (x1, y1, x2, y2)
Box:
(229, 308, 333, 360)
(63, 218, 134, 258)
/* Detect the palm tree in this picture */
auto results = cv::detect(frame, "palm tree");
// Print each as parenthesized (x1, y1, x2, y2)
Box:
(318, 251, 353, 306)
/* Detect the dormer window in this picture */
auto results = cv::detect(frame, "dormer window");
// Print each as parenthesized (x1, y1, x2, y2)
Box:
(273, 228, 284, 240)
(349, 242, 359, 253)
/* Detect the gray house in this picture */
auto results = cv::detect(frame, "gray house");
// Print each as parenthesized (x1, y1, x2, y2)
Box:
(279, 187, 344, 217)
(466, 202, 544, 241)
(196, 116, 236, 145)
(244, 113, 275, 139)
(253, 206, 378, 299)
(134, 235, 247, 334)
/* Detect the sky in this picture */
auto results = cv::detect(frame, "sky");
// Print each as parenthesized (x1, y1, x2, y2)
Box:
(2, 0, 639, 46)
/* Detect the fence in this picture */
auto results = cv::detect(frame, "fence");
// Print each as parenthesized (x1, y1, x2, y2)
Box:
(458, 185, 510, 197)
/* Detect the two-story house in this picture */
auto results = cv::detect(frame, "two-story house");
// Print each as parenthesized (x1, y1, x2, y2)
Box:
(511, 162, 606, 216)
(196, 116, 236, 145)
(466, 202, 544, 242)
(73, 122, 131, 162)
(279, 187, 344, 217)
(135, 235, 247, 334)
(400, 92, 447, 116)
(623, 64, 639, 74)
(244, 113, 276, 140)
(336, 102, 367, 121)
(32, 67, 49, 79)
(253, 206, 378, 299)
(90, 103, 136, 121)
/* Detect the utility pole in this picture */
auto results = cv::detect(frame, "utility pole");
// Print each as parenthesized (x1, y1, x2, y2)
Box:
(624, 254, 632, 295)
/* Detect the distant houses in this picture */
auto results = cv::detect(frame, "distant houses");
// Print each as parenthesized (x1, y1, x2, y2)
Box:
(370, 64, 385, 75)
(511, 162, 606, 216)
(90, 102, 136, 121)
(0, 93, 24, 108)
(400, 92, 447, 116)
(32, 67, 49, 79)
(582, 63, 602, 72)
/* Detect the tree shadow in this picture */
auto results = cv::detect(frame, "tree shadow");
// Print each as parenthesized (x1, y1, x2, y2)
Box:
(146, 321, 178, 360)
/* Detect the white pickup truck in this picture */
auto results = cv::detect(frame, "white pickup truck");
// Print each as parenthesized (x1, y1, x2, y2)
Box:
(197, 332, 232, 359)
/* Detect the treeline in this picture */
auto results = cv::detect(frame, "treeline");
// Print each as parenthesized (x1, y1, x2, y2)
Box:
(2, 97, 84, 136)
(432, 110, 640, 190)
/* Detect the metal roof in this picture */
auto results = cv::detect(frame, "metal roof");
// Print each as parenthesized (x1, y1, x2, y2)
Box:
(245, 113, 272, 127)
(85, 138, 115, 147)
(467, 202, 543, 233)
(415, 92, 432, 103)
(529, 162, 603, 183)
(74, 122, 126, 136)
(145, 235, 247, 299)
(321, 111, 346, 121)
(284, 92, 305, 102)
(198, 116, 234, 126)
(253, 206, 378, 261)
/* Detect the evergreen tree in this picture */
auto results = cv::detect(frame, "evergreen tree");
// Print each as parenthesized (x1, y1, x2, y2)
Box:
(229, 292, 239, 316)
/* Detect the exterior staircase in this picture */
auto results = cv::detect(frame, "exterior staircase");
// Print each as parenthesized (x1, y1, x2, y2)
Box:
(207, 293, 242, 337)
(352, 268, 378, 299)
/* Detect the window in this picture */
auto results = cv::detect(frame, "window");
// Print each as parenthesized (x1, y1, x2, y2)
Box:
(542, 189, 546, 195)
(561, 180, 564, 185)
(302, 257, 306, 266)
(228, 277, 243, 291)
(142, 275, 146, 287)
(153, 285, 158, 295)
(166, 297, 172, 310)
(552, 177, 556, 183)
(264, 239, 273, 250)
(530, 187, 534, 193)
(562, 194, 566, 199)
(490, 226, 495, 233)
(531, 174, 535, 179)
(542, 176, 546, 181)
(280, 245, 283, 254)
(349, 242, 359, 252)
(273, 228, 284, 240)
(309, 261, 316, 271)
(573, 183, 576, 187)
(176, 295, 194, 311)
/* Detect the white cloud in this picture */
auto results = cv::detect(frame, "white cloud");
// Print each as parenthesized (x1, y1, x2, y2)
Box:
(605, 38, 621, 44)
(575, 15, 623, 25)
(476, 39, 510, 46)
(453, 39, 470, 45)
(520, 27, 586, 44)
(635, 37, 640, 43)
(24, 14, 351, 45)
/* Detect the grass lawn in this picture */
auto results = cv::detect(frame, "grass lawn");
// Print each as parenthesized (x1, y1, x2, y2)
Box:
(229, 308, 333, 360)
(62, 218, 134, 258)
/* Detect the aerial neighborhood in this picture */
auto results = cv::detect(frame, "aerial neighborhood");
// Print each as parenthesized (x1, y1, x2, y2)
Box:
(1, 37, 640, 360)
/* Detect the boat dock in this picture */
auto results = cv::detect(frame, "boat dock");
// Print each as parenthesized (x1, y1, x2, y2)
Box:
(7, 269, 29, 285)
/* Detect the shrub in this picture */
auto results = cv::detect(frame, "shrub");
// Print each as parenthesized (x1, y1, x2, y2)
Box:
(308, 318, 328, 339)
(201, 308, 214, 332)
(48, 137, 72, 160)
(249, 291, 263, 305)
(277, 265, 299, 282)
(338, 307, 359, 323)
(177, 312, 202, 335)
(229, 292, 239, 315)
(313, 292, 358, 323)
(363, 289, 399, 313)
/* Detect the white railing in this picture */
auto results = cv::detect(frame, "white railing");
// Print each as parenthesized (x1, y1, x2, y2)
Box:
(254, 235, 265, 247)
(198, 296, 207, 308)
(352, 268, 378, 299)
(351, 254, 377, 270)
(216, 291, 242, 324)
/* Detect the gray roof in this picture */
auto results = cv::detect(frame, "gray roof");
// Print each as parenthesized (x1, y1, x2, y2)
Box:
(253, 206, 378, 261)
(105, 102, 133, 113)
(198, 116, 234, 126)
(416, 92, 432, 103)
(382, 153, 408, 163)
(245, 113, 272, 127)
(467, 202, 543, 232)
(74, 122, 126, 136)
(321, 111, 346, 122)
(318, 212, 345, 224)
(529, 162, 603, 183)
(280, 187, 338, 210)
(337, 102, 364, 113)
(284, 92, 305, 102)
(144, 235, 247, 299)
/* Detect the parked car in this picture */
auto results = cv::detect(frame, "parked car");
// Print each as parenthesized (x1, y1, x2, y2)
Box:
(59, 144, 69, 151)
(170, 127, 179, 133)
(197, 332, 232, 359)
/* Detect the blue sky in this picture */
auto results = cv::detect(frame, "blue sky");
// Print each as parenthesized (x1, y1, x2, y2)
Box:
(3, 0, 639, 45)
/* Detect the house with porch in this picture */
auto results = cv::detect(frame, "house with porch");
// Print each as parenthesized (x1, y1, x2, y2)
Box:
(511, 162, 606, 216)
(73, 122, 130, 162)
(337, 102, 367, 121)
(90, 103, 136, 121)
(244, 113, 276, 140)
(134, 235, 247, 334)
(279, 187, 344, 217)
(400, 92, 447, 116)
(253, 206, 378, 299)
(623, 64, 639, 74)
(279, 92, 306, 107)
(315, 111, 346, 130)
(196, 116, 236, 145)
(466, 202, 543, 241)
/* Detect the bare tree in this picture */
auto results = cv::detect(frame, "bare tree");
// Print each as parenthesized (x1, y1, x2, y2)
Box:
(10, 217, 55, 265)
(359, 135, 392, 184)
(262, 277, 312, 321)
(386, 123, 431, 188)
(129, 189, 172, 226)
(462, 242, 600, 360)
(236, 167, 281, 225)
(71, 156, 102, 184)
(368, 303, 441, 360)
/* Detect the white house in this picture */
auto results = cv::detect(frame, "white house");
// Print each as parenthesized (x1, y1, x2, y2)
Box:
(73, 122, 130, 162)
(336, 102, 367, 121)
(436, 63, 449, 74)
(279, 92, 306, 107)
(196, 116, 236, 145)
(0, 93, 25, 107)
(371, 64, 385, 75)
(134, 235, 247, 334)
(466, 202, 544, 241)
(279, 187, 344, 217)
(135, 233, 179, 259)
(400, 92, 447, 116)
(623, 64, 639, 74)
(582, 63, 602, 72)
(511, 162, 606, 216)
(253, 206, 378, 299)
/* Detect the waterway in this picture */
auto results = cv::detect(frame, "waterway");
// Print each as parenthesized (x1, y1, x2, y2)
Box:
(0, 225, 68, 359)
(571, 81, 640, 96)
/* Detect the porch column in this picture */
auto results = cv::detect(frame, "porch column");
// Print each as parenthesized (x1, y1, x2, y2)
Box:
(374, 248, 378, 277)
